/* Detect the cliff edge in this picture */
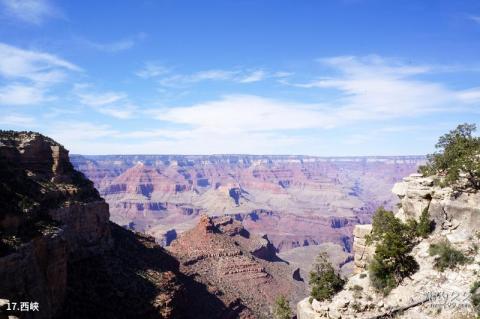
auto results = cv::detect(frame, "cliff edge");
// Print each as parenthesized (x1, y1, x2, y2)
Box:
(297, 173, 480, 319)
(0, 131, 111, 319)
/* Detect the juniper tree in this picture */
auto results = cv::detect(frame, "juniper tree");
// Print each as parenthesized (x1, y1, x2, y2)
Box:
(309, 252, 345, 301)
(419, 123, 480, 189)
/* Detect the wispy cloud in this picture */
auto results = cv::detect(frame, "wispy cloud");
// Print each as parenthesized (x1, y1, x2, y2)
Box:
(0, 113, 35, 126)
(286, 55, 461, 120)
(136, 62, 170, 79)
(73, 84, 137, 119)
(136, 62, 277, 87)
(0, 42, 80, 106)
(157, 68, 269, 87)
(78, 33, 146, 53)
(0, 0, 61, 25)
(0, 84, 51, 105)
(130, 55, 479, 154)
(238, 70, 266, 83)
(469, 15, 480, 24)
(47, 122, 119, 143)
(74, 85, 126, 106)
(0, 42, 81, 82)
(149, 95, 332, 132)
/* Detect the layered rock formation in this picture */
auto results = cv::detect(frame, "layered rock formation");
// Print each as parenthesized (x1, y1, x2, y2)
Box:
(278, 242, 354, 280)
(0, 131, 308, 319)
(351, 224, 374, 274)
(0, 131, 110, 319)
(169, 215, 306, 318)
(297, 174, 480, 319)
(72, 154, 423, 274)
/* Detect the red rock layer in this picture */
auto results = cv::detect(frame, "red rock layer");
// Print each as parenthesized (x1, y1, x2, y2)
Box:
(170, 215, 305, 318)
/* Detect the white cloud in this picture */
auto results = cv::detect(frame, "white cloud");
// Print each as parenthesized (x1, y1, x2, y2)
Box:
(0, 43, 81, 105)
(150, 95, 333, 132)
(238, 70, 266, 83)
(47, 122, 119, 142)
(79, 33, 146, 53)
(0, 42, 80, 106)
(272, 71, 293, 78)
(158, 69, 236, 87)
(0, 0, 60, 25)
(0, 84, 51, 105)
(0, 42, 81, 82)
(136, 62, 170, 79)
(154, 67, 270, 87)
(97, 104, 138, 119)
(457, 87, 480, 103)
(0, 113, 35, 126)
(75, 90, 127, 107)
(135, 55, 478, 154)
(287, 55, 463, 121)
(73, 84, 137, 119)
(83, 38, 134, 53)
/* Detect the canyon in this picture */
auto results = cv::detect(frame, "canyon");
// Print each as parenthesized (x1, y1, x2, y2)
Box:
(0, 131, 317, 318)
(0, 131, 429, 318)
(72, 154, 424, 271)
(297, 173, 480, 319)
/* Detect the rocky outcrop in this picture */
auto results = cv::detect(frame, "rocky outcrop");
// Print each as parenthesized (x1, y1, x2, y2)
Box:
(170, 215, 306, 318)
(0, 131, 111, 319)
(297, 173, 480, 319)
(352, 224, 373, 273)
(0, 230, 67, 319)
(394, 174, 480, 242)
(0, 132, 232, 319)
(56, 223, 236, 319)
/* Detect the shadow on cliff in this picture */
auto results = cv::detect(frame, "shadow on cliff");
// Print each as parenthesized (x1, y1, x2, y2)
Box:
(55, 223, 245, 319)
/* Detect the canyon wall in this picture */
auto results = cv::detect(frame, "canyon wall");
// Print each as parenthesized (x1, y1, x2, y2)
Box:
(72, 155, 423, 259)
(0, 131, 111, 319)
(297, 174, 480, 319)
(0, 131, 308, 318)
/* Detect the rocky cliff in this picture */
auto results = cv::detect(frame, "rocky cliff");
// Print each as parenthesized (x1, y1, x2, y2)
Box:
(0, 131, 111, 319)
(297, 173, 480, 319)
(72, 154, 422, 281)
(170, 215, 306, 318)
(0, 131, 306, 319)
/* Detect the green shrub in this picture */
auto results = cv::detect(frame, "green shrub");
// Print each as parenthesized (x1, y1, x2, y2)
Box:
(351, 284, 363, 291)
(471, 281, 480, 315)
(309, 252, 345, 301)
(469, 243, 479, 255)
(417, 206, 434, 238)
(273, 295, 291, 319)
(419, 123, 480, 189)
(367, 207, 419, 295)
(350, 284, 364, 299)
(429, 240, 470, 271)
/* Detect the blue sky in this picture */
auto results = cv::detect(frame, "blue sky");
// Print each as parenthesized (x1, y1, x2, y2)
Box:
(0, 0, 479, 155)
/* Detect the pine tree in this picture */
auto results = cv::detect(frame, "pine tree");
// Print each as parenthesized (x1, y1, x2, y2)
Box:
(309, 252, 345, 301)
(273, 295, 291, 319)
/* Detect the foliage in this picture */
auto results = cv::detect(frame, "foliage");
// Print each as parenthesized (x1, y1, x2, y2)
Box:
(419, 123, 480, 189)
(309, 252, 345, 301)
(417, 206, 434, 238)
(471, 281, 480, 315)
(350, 284, 364, 299)
(273, 295, 291, 319)
(367, 207, 419, 295)
(429, 240, 470, 271)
